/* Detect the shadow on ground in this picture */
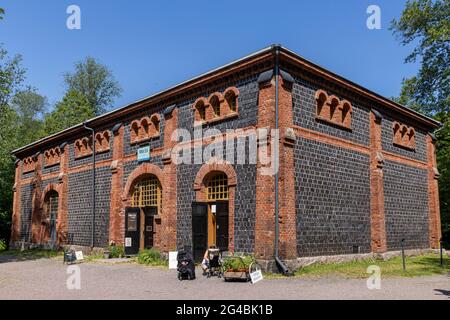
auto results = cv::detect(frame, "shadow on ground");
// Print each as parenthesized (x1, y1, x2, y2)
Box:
(0, 250, 61, 264)
(434, 289, 450, 298)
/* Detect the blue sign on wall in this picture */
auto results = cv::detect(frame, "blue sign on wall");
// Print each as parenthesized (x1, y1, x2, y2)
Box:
(137, 146, 150, 162)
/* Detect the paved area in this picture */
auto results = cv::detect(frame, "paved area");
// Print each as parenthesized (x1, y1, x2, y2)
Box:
(0, 256, 449, 300)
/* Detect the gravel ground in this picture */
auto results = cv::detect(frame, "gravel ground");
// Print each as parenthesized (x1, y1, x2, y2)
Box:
(0, 256, 449, 300)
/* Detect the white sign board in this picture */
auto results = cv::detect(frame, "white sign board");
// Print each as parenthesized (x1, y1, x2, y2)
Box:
(137, 146, 150, 162)
(125, 237, 132, 247)
(75, 251, 84, 261)
(250, 270, 263, 284)
(169, 251, 178, 269)
(211, 205, 216, 213)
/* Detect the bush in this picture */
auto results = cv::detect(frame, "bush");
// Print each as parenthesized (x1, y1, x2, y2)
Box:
(138, 248, 167, 266)
(108, 244, 124, 258)
(222, 254, 254, 272)
(0, 239, 6, 251)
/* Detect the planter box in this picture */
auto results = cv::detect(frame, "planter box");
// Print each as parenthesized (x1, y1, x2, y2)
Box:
(223, 270, 249, 281)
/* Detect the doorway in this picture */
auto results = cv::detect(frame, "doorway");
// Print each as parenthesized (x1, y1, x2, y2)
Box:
(124, 175, 161, 255)
(192, 201, 229, 261)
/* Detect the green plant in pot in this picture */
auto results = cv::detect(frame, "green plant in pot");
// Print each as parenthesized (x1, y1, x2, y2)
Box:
(223, 254, 254, 272)
(107, 243, 124, 259)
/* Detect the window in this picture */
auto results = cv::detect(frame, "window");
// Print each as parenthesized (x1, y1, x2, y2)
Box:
(207, 173, 228, 201)
(393, 122, 415, 150)
(46, 190, 59, 220)
(193, 87, 240, 125)
(131, 176, 162, 208)
(315, 89, 352, 130)
(130, 114, 161, 144)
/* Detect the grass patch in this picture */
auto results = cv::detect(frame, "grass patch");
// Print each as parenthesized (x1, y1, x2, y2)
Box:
(294, 254, 450, 279)
(0, 248, 62, 260)
(137, 248, 168, 267)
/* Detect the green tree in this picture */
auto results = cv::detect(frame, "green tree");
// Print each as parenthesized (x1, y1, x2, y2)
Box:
(64, 57, 122, 115)
(44, 90, 95, 135)
(391, 0, 450, 246)
(0, 8, 4, 20)
(0, 44, 25, 245)
(11, 87, 47, 146)
(0, 46, 26, 107)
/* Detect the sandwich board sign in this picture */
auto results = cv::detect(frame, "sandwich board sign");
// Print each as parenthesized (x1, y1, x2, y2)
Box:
(250, 269, 263, 284)
(137, 146, 150, 162)
(75, 251, 84, 261)
(169, 251, 178, 269)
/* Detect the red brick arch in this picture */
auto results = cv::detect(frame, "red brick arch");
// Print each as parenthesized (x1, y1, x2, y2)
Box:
(40, 183, 61, 207)
(122, 163, 165, 201)
(193, 162, 237, 191)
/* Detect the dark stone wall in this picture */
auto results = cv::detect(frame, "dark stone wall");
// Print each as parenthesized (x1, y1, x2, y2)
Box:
(19, 184, 33, 242)
(67, 166, 111, 247)
(292, 78, 371, 146)
(294, 138, 372, 256)
(383, 160, 429, 250)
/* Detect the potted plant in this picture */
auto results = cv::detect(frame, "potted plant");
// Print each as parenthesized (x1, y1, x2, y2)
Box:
(222, 254, 254, 281)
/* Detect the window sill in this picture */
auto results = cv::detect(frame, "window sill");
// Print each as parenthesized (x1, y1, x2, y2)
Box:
(130, 135, 160, 145)
(315, 116, 352, 132)
(194, 112, 238, 127)
(393, 142, 416, 151)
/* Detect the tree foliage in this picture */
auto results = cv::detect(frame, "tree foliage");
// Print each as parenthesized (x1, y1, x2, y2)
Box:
(391, 0, 450, 246)
(11, 87, 47, 146)
(43, 90, 95, 135)
(63, 57, 122, 115)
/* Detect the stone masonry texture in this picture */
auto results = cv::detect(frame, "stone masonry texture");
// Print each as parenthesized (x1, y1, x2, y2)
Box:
(383, 160, 429, 250)
(294, 137, 372, 256)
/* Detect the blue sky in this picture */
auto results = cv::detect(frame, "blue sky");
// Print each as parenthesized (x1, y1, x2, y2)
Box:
(0, 0, 418, 112)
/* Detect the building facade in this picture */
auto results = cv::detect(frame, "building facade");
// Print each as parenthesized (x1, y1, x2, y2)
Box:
(10, 46, 442, 262)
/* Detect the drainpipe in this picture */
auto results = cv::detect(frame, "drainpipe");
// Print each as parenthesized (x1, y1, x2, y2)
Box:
(83, 122, 96, 249)
(273, 45, 292, 276)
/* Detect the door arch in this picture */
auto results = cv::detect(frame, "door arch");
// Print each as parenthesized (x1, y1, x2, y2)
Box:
(122, 163, 165, 253)
(193, 162, 237, 255)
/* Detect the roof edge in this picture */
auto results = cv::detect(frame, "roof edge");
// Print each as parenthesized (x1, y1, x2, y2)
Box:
(12, 44, 442, 156)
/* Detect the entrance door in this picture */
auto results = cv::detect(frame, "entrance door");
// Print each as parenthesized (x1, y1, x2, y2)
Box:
(125, 207, 140, 255)
(192, 202, 208, 261)
(215, 201, 229, 252)
(143, 207, 156, 249)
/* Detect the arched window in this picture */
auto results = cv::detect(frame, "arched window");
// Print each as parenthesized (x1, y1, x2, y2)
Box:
(207, 173, 228, 201)
(131, 176, 162, 208)
(46, 190, 59, 222)
(210, 96, 221, 118)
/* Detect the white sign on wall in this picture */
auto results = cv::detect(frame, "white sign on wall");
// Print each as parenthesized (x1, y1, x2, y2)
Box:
(137, 146, 150, 162)
(125, 237, 132, 247)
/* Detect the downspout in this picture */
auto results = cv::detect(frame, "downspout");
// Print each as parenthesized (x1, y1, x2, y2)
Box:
(83, 122, 96, 249)
(273, 45, 292, 276)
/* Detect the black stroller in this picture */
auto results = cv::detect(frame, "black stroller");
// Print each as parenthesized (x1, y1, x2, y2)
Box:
(177, 250, 196, 280)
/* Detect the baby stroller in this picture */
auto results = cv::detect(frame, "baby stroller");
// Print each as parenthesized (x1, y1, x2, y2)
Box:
(177, 250, 196, 280)
(206, 248, 223, 278)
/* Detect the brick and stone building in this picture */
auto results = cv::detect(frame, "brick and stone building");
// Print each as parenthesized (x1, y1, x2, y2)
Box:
(10, 45, 442, 265)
